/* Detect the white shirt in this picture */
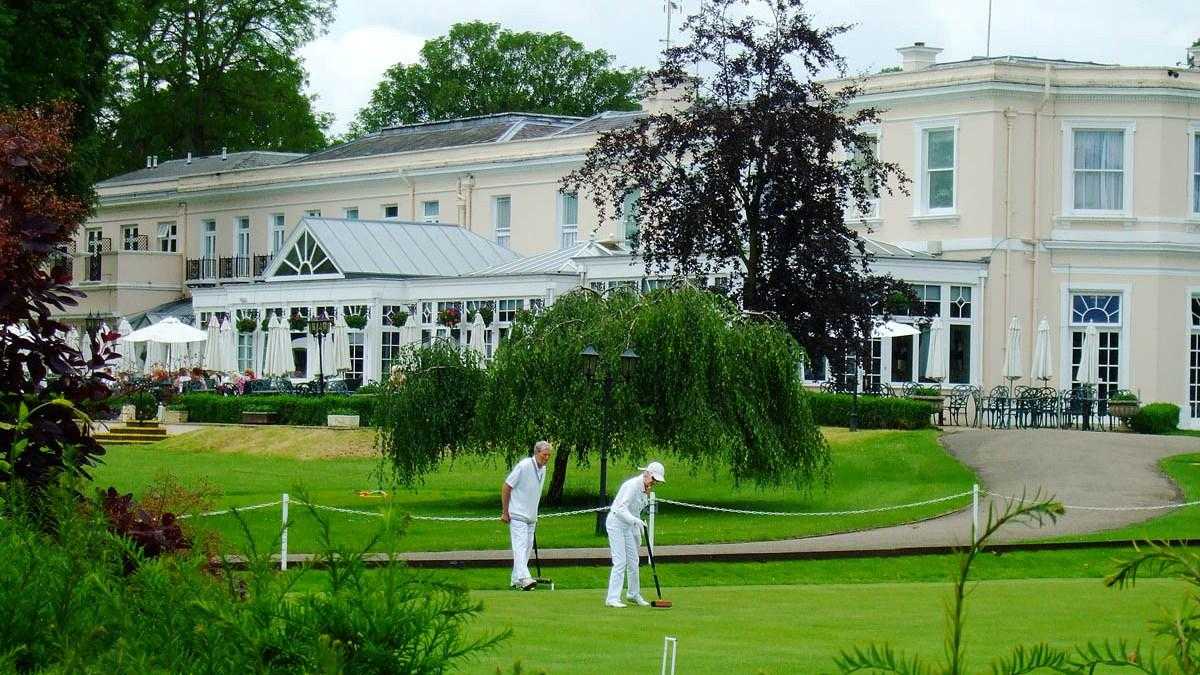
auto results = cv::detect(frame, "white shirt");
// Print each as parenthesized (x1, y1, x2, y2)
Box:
(608, 474, 650, 528)
(505, 457, 546, 523)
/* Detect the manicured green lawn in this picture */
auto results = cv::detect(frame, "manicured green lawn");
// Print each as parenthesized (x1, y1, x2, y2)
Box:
(459, 579, 1183, 674)
(93, 426, 976, 554)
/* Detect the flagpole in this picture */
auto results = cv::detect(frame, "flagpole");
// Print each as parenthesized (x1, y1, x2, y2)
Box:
(986, 0, 993, 57)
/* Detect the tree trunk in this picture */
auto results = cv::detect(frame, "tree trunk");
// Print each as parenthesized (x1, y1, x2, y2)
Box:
(544, 444, 573, 506)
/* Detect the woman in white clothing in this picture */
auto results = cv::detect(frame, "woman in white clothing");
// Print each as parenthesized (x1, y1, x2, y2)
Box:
(605, 461, 665, 608)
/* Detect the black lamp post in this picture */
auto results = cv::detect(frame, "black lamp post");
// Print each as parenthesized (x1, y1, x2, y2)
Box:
(308, 313, 332, 395)
(580, 343, 640, 535)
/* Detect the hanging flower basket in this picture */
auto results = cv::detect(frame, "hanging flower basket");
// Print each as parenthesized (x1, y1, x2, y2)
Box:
(345, 313, 368, 330)
(437, 307, 461, 327)
(235, 318, 257, 333)
(389, 311, 409, 328)
(288, 313, 308, 331)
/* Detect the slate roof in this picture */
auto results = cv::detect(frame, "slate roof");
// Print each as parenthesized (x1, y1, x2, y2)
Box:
(293, 113, 581, 164)
(97, 151, 304, 187)
(293, 218, 520, 279)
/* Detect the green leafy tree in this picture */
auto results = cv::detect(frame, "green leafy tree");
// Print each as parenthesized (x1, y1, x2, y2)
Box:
(563, 0, 912, 367)
(103, 0, 334, 176)
(349, 21, 642, 137)
(378, 286, 830, 506)
(0, 0, 122, 195)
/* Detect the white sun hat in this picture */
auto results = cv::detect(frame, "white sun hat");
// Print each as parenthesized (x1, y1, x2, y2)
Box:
(639, 461, 666, 483)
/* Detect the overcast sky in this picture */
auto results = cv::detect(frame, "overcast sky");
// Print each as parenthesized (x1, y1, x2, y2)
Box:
(299, 1, 1200, 136)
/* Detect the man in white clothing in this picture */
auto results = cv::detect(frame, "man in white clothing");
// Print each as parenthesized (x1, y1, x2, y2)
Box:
(501, 441, 552, 590)
(605, 461, 665, 608)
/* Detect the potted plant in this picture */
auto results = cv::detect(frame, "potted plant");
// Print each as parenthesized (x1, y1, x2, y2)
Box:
(388, 310, 409, 327)
(235, 317, 257, 333)
(345, 313, 368, 330)
(437, 306, 461, 327)
(327, 407, 361, 428)
(164, 404, 188, 424)
(1107, 389, 1141, 419)
(288, 312, 308, 331)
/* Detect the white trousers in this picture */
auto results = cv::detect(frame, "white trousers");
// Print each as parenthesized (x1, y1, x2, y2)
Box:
(509, 519, 536, 585)
(605, 518, 641, 603)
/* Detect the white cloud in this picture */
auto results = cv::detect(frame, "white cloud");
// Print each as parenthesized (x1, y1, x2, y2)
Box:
(300, 0, 1200, 136)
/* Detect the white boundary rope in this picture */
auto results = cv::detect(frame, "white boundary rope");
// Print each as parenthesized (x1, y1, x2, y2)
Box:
(983, 490, 1200, 512)
(177, 500, 281, 520)
(656, 492, 973, 517)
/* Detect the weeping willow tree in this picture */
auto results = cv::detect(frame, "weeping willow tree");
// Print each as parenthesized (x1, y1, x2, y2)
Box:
(376, 285, 829, 505)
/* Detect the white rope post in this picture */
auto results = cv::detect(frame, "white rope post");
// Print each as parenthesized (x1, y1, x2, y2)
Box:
(648, 492, 657, 550)
(971, 484, 979, 543)
(660, 636, 677, 675)
(280, 493, 289, 571)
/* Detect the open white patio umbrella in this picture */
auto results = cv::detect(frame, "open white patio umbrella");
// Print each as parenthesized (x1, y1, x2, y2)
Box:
(114, 318, 138, 373)
(202, 316, 221, 369)
(468, 310, 486, 362)
(923, 316, 947, 381)
(400, 311, 421, 346)
(219, 317, 237, 372)
(262, 315, 293, 378)
(1076, 324, 1100, 387)
(870, 320, 920, 339)
(143, 340, 165, 374)
(122, 316, 208, 344)
(1030, 317, 1053, 383)
(1003, 316, 1022, 385)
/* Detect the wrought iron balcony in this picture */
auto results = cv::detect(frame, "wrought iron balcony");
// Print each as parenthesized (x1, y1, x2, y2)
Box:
(186, 257, 218, 281)
(253, 254, 272, 277)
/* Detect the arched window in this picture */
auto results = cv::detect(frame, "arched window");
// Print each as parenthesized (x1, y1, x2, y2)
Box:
(275, 232, 337, 276)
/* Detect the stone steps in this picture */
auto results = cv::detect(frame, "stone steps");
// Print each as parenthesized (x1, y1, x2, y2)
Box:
(94, 421, 168, 445)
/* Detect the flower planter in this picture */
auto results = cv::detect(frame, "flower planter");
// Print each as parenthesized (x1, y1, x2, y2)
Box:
(164, 409, 188, 424)
(242, 410, 278, 425)
(327, 414, 360, 428)
(1108, 401, 1141, 419)
(909, 395, 946, 426)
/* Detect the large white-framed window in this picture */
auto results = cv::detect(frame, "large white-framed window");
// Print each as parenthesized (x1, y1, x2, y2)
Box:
(621, 189, 641, 240)
(1189, 123, 1200, 217)
(202, 220, 216, 257)
(237, 333, 255, 373)
(847, 129, 880, 221)
(493, 195, 511, 248)
(913, 119, 958, 216)
(122, 224, 140, 251)
(1067, 291, 1124, 399)
(235, 216, 250, 256)
(422, 200, 440, 223)
(1061, 120, 1135, 217)
(558, 191, 579, 248)
(85, 227, 104, 253)
(270, 213, 286, 255)
(157, 222, 177, 252)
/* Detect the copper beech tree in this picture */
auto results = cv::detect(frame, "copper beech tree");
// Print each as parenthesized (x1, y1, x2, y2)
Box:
(0, 104, 113, 492)
(563, 0, 913, 368)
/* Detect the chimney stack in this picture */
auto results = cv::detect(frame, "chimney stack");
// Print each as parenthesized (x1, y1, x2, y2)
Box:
(145, 155, 152, 169)
(897, 42, 943, 72)
(639, 75, 699, 116)
(1188, 43, 1200, 69)
(221, 146, 227, 160)
(186, 151, 192, 164)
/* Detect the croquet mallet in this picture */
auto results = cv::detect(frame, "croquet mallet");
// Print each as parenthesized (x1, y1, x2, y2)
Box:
(643, 523, 672, 608)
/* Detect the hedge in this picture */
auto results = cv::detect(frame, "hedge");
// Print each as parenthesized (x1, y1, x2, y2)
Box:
(1129, 402, 1180, 435)
(805, 392, 934, 430)
(175, 393, 379, 426)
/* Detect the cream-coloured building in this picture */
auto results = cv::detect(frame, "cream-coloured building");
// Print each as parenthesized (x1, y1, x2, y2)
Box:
(64, 42, 1200, 427)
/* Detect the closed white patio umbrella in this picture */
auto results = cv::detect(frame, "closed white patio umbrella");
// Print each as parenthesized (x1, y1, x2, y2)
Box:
(1076, 324, 1100, 387)
(202, 316, 221, 369)
(1003, 316, 1022, 384)
(115, 318, 138, 373)
(468, 310, 486, 362)
(1030, 317, 1053, 383)
(923, 316, 947, 381)
(262, 315, 293, 378)
(330, 314, 352, 373)
(400, 311, 421, 346)
(219, 317, 237, 372)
